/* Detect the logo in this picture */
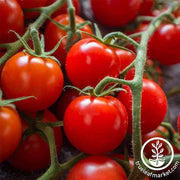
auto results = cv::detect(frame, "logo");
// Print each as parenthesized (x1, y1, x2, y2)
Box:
(141, 137, 174, 171)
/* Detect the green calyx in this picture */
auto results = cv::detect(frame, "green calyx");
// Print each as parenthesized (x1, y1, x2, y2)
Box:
(11, 27, 63, 66)
(64, 81, 126, 98)
(18, 110, 63, 145)
(81, 23, 137, 55)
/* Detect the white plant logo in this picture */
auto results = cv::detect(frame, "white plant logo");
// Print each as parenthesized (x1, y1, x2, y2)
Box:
(149, 140, 165, 167)
(141, 137, 174, 171)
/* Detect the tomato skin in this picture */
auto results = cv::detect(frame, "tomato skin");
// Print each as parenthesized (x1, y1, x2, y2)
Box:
(115, 49, 136, 80)
(56, 89, 79, 120)
(64, 96, 128, 155)
(90, 0, 141, 27)
(7, 110, 63, 171)
(46, 0, 81, 17)
(44, 14, 92, 67)
(1, 51, 64, 112)
(148, 24, 180, 65)
(65, 38, 120, 89)
(17, 0, 47, 19)
(0, 107, 22, 163)
(139, 0, 155, 16)
(117, 79, 167, 134)
(0, 0, 24, 43)
(66, 155, 128, 180)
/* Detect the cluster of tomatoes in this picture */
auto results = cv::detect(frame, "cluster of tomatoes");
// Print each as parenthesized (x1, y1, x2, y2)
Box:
(0, 0, 180, 179)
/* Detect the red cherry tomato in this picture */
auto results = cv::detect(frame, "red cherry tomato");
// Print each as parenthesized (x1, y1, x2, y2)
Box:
(115, 49, 136, 80)
(1, 51, 64, 112)
(64, 96, 128, 155)
(117, 78, 167, 134)
(17, 0, 47, 19)
(0, 0, 24, 43)
(139, 0, 155, 16)
(56, 89, 79, 120)
(90, 0, 141, 27)
(65, 38, 120, 89)
(0, 106, 22, 163)
(7, 110, 63, 171)
(44, 14, 92, 67)
(46, 0, 81, 17)
(66, 155, 128, 180)
(148, 24, 180, 65)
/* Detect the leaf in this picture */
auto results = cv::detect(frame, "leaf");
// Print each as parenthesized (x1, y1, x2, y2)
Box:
(156, 140, 160, 146)
(159, 148, 164, 154)
(157, 143, 162, 149)
(151, 149, 156, 154)
(93, 23, 102, 39)
(152, 143, 156, 148)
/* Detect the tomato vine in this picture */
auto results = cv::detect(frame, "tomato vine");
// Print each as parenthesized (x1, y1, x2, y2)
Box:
(0, 0, 180, 180)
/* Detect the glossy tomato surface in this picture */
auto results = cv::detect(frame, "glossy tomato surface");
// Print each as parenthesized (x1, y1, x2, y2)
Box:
(115, 48, 136, 80)
(0, 107, 22, 163)
(139, 0, 155, 16)
(7, 110, 63, 171)
(64, 96, 128, 155)
(148, 24, 180, 65)
(117, 78, 167, 134)
(56, 89, 79, 120)
(65, 38, 120, 88)
(90, 0, 141, 27)
(66, 156, 128, 180)
(0, 0, 24, 43)
(17, 0, 47, 19)
(44, 14, 92, 67)
(1, 51, 64, 112)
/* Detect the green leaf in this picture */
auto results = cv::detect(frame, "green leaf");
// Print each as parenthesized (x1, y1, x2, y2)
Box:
(93, 23, 102, 39)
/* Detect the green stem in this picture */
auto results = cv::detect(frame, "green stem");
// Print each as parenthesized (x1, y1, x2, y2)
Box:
(128, 2, 180, 180)
(67, 0, 76, 33)
(94, 76, 132, 96)
(166, 154, 180, 163)
(30, 27, 42, 55)
(61, 153, 87, 170)
(104, 32, 140, 48)
(37, 122, 63, 180)
(120, 61, 135, 79)
(38, 152, 86, 180)
(166, 87, 180, 98)
(136, 16, 155, 22)
(37, 123, 60, 167)
(161, 122, 175, 140)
